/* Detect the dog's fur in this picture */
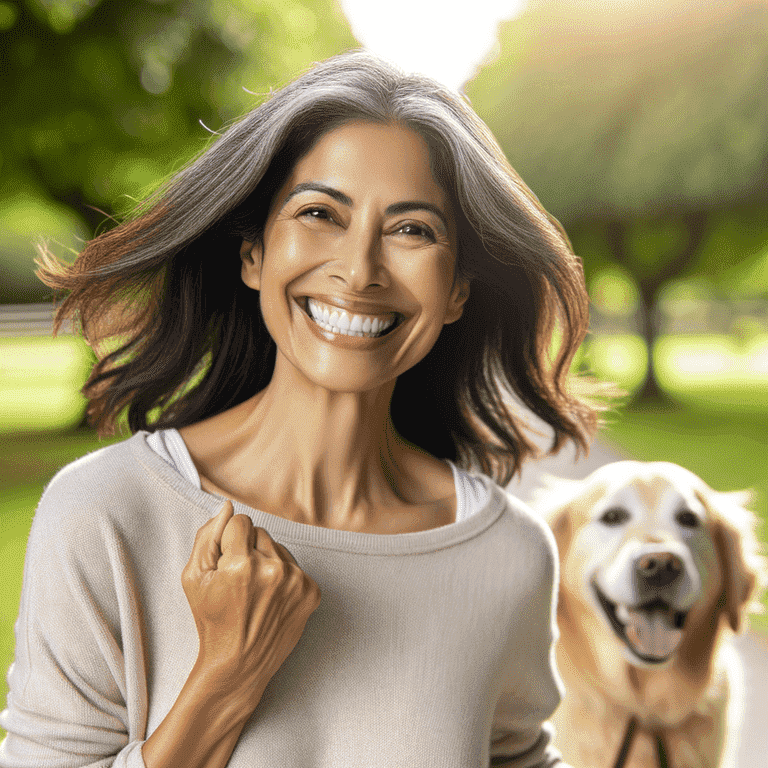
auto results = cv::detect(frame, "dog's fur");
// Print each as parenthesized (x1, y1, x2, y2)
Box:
(531, 461, 767, 768)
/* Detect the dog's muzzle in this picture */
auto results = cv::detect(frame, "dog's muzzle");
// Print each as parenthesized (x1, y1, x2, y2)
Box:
(593, 549, 691, 665)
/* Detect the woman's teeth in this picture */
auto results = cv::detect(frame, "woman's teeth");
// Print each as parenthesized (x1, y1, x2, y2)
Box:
(306, 298, 397, 338)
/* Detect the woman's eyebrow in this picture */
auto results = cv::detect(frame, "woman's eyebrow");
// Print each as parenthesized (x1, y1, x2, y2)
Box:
(282, 182, 352, 207)
(282, 183, 450, 235)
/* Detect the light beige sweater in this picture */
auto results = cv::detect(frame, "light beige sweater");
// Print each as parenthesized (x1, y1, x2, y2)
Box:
(0, 431, 569, 767)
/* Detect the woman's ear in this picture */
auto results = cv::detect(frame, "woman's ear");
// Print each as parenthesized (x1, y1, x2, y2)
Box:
(240, 239, 263, 291)
(444, 277, 470, 324)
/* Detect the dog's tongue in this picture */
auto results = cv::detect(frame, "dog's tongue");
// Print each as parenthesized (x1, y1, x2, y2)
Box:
(624, 607, 683, 660)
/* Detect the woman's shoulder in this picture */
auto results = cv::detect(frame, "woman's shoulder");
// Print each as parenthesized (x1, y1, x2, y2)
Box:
(480, 477, 560, 573)
(43, 432, 144, 496)
(32, 432, 158, 534)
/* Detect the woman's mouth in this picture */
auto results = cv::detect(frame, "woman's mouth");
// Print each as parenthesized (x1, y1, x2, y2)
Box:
(304, 297, 401, 338)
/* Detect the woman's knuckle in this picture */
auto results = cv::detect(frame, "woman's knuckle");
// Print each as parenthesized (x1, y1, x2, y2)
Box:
(296, 572, 320, 603)
(260, 559, 281, 581)
(228, 556, 252, 577)
(284, 563, 302, 585)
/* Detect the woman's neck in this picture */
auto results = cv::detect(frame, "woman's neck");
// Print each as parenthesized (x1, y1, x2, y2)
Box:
(178, 358, 455, 532)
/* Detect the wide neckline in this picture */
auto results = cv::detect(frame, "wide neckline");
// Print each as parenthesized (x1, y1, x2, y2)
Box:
(130, 430, 509, 556)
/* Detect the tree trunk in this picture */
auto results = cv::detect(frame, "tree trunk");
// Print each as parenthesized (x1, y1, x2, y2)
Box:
(635, 279, 666, 402)
(604, 211, 708, 403)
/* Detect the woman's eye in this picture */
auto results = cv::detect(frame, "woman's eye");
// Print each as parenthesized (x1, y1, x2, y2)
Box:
(395, 222, 436, 241)
(299, 207, 333, 222)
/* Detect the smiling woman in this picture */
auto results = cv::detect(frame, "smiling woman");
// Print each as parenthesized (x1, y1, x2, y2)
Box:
(1, 51, 601, 768)
(239, 122, 467, 399)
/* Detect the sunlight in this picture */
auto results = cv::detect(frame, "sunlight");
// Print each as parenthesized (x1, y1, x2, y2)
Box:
(339, 0, 528, 89)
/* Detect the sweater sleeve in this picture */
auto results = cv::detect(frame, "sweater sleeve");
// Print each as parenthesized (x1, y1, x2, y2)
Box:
(0, 476, 149, 768)
(488, 502, 572, 768)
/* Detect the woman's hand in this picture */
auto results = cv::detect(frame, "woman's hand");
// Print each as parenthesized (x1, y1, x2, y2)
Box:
(181, 501, 321, 710)
(143, 502, 320, 768)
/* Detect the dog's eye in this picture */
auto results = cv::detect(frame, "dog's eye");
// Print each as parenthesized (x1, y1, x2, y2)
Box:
(599, 507, 630, 526)
(675, 509, 700, 528)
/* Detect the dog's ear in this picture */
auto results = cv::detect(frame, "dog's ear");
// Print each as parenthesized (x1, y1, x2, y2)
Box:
(699, 488, 766, 633)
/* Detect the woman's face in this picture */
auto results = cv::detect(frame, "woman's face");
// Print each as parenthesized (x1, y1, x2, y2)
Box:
(241, 120, 470, 394)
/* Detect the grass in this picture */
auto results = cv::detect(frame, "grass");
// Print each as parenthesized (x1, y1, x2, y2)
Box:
(0, 337, 93, 432)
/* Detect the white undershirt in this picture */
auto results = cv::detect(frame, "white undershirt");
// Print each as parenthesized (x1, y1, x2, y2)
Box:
(146, 428, 489, 523)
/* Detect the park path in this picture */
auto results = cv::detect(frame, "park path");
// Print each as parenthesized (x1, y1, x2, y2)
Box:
(509, 431, 768, 768)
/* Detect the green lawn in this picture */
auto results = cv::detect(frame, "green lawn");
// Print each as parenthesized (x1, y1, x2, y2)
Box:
(0, 336, 93, 432)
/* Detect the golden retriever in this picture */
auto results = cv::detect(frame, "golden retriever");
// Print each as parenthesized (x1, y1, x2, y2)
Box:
(530, 461, 767, 768)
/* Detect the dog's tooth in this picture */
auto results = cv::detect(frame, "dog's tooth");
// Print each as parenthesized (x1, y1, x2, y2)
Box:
(615, 604, 630, 623)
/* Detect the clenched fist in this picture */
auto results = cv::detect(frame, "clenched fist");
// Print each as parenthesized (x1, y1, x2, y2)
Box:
(181, 501, 321, 711)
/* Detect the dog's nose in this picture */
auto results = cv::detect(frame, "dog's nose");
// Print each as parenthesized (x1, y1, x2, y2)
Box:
(635, 552, 683, 588)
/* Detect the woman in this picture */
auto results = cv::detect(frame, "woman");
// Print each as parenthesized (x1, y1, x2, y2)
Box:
(1, 51, 599, 767)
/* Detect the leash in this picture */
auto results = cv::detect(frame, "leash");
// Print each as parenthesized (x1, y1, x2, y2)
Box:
(612, 716, 638, 768)
(612, 716, 670, 768)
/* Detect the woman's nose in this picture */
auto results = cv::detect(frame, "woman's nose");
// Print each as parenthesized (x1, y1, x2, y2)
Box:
(329, 224, 388, 291)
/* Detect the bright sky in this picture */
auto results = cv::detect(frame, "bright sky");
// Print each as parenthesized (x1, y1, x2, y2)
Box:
(338, 0, 528, 91)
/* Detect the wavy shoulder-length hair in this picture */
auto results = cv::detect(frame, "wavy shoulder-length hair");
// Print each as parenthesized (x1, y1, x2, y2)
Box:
(40, 49, 601, 485)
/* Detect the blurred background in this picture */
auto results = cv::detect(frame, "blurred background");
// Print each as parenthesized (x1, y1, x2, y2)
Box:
(2, 0, 768, 735)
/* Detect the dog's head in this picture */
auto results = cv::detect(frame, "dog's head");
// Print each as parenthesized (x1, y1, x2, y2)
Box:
(532, 461, 767, 670)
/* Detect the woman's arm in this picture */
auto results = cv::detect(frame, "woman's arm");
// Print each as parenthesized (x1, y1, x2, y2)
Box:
(489, 507, 573, 768)
(142, 503, 321, 768)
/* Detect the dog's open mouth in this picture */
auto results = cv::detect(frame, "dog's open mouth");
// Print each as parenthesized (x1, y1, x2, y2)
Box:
(593, 583, 688, 664)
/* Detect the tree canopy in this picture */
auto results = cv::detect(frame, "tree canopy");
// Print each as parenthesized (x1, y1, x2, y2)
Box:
(466, 0, 768, 224)
(0, 0, 357, 301)
(465, 0, 768, 397)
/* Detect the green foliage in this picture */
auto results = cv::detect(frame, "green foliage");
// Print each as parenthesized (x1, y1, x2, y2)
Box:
(0, 192, 89, 298)
(583, 333, 647, 394)
(465, 0, 768, 319)
(655, 333, 768, 413)
(466, 0, 768, 222)
(695, 205, 768, 295)
(0, 0, 357, 301)
(625, 218, 691, 274)
(588, 267, 640, 318)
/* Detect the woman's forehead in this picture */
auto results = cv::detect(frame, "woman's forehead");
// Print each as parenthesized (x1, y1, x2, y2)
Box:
(280, 121, 450, 209)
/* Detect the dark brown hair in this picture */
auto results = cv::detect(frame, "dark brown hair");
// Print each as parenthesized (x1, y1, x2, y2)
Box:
(39, 49, 602, 484)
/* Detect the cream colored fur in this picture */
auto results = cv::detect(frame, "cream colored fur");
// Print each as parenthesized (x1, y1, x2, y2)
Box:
(530, 462, 767, 768)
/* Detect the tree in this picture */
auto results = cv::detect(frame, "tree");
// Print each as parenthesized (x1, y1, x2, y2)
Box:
(464, 0, 768, 400)
(0, 0, 357, 302)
